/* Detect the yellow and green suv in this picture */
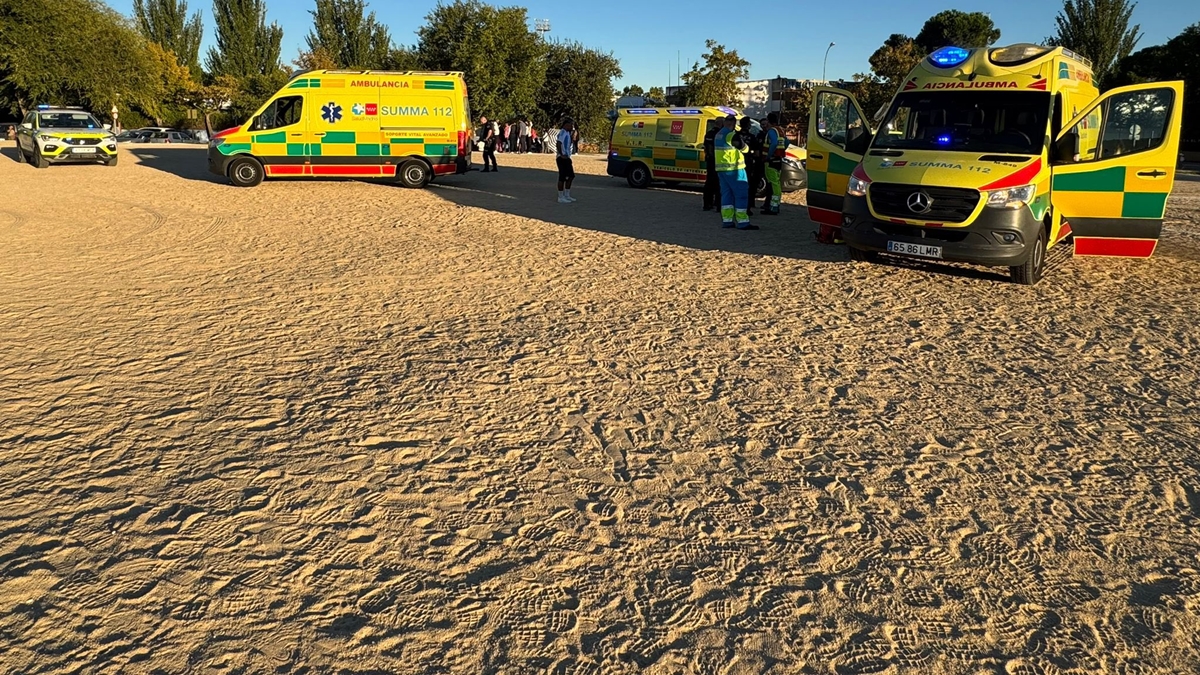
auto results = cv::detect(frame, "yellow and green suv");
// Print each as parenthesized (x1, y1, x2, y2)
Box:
(15, 106, 119, 168)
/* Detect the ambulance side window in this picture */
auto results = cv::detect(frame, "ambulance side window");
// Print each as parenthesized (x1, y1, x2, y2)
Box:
(1065, 87, 1173, 163)
(254, 96, 304, 131)
(817, 92, 864, 151)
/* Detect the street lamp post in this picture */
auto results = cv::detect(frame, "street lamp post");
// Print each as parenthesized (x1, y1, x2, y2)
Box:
(823, 42, 836, 83)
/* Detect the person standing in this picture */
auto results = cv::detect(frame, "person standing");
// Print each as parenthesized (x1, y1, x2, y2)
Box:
(556, 119, 577, 203)
(714, 115, 756, 229)
(702, 120, 720, 211)
(739, 117, 765, 216)
(479, 116, 498, 172)
(509, 121, 520, 154)
(762, 112, 786, 214)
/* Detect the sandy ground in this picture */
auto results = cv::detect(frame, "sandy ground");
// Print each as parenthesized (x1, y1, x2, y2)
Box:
(2, 143, 1200, 675)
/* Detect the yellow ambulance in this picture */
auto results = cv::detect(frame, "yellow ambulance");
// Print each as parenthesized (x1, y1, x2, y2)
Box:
(806, 43, 1184, 284)
(208, 70, 472, 188)
(608, 106, 807, 192)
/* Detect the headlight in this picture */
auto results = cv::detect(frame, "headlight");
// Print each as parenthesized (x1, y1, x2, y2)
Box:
(847, 174, 870, 197)
(209, 138, 224, 149)
(38, 134, 54, 142)
(985, 184, 1036, 209)
(783, 157, 801, 170)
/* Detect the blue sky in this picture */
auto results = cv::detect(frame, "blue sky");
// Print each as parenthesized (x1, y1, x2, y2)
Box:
(107, 0, 1191, 87)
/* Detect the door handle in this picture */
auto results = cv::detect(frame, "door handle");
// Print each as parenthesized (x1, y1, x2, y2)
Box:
(1137, 169, 1168, 178)
(810, 152, 824, 160)
(313, 132, 326, 137)
(289, 132, 303, 137)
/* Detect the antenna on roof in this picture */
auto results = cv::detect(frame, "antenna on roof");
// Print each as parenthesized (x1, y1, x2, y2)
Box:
(534, 19, 551, 37)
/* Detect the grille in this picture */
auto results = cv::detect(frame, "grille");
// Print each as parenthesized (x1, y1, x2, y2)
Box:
(62, 138, 101, 146)
(869, 183, 980, 223)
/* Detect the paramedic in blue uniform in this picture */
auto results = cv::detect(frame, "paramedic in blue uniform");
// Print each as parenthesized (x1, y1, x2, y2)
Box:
(713, 115, 756, 230)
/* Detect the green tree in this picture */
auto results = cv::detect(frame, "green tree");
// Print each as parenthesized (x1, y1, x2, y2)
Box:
(386, 45, 420, 70)
(914, 10, 1001, 53)
(869, 34, 924, 83)
(680, 40, 750, 106)
(416, 0, 546, 120)
(0, 0, 162, 116)
(1050, 0, 1142, 88)
(206, 0, 284, 78)
(619, 84, 644, 97)
(133, 0, 204, 79)
(292, 45, 339, 73)
(1112, 23, 1198, 154)
(536, 41, 621, 140)
(305, 0, 392, 70)
(645, 86, 666, 105)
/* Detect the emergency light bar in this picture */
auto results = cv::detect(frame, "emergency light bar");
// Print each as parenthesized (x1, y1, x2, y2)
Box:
(626, 109, 658, 114)
(929, 47, 971, 67)
(667, 109, 702, 115)
(989, 44, 1053, 65)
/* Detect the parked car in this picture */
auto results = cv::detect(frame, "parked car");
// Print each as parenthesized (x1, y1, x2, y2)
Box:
(116, 129, 152, 143)
(143, 131, 195, 144)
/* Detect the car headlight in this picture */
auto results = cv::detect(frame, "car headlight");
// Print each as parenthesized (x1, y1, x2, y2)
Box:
(783, 157, 801, 170)
(985, 184, 1036, 209)
(847, 174, 870, 197)
(38, 134, 54, 142)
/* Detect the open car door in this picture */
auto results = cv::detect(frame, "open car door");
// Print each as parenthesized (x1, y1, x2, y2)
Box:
(806, 87, 872, 237)
(1050, 81, 1184, 257)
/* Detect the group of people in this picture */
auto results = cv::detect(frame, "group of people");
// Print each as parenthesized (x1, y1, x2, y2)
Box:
(476, 114, 579, 204)
(703, 112, 789, 230)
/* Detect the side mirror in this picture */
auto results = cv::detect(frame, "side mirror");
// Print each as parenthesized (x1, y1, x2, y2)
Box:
(20, 122, 32, 130)
(1053, 131, 1078, 164)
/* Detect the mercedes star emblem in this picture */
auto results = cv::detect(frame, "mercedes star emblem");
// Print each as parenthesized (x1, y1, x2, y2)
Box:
(907, 191, 933, 214)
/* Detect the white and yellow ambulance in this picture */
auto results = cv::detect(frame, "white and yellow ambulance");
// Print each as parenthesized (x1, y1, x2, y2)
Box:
(208, 70, 472, 188)
(806, 44, 1184, 284)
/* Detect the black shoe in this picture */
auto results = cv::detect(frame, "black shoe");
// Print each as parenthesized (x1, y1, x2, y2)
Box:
(482, 168, 490, 173)
(703, 206, 713, 211)
(737, 224, 760, 230)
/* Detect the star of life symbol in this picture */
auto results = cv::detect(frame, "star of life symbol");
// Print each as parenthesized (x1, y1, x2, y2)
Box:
(321, 102, 342, 124)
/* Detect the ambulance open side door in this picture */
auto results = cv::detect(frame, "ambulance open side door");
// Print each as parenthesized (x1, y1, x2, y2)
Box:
(1050, 81, 1184, 257)
(806, 87, 873, 232)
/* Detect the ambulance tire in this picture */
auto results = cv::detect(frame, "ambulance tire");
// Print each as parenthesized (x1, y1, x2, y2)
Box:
(848, 246, 877, 263)
(227, 156, 264, 188)
(756, 175, 768, 198)
(1010, 226, 1047, 285)
(627, 163, 652, 189)
(399, 160, 431, 189)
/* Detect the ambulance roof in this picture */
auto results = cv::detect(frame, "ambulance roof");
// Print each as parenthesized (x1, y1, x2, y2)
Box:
(298, 69, 465, 78)
(617, 106, 740, 117)
(917, 43, 1094, 79)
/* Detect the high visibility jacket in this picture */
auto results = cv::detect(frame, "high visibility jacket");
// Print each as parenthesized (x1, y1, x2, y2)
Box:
(766, 128, 787, 159)
(713, 127, 746, 173)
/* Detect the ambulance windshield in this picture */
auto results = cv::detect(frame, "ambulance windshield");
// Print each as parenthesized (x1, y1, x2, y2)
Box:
(874, 91, 1051, 155)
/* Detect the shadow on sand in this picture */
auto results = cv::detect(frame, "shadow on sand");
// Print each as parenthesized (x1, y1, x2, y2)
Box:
(126, 145, 225, 183)
(427, 163, 1017, 281)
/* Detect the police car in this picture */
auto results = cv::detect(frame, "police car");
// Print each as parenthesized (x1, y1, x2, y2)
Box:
(15, 106, 119, 168)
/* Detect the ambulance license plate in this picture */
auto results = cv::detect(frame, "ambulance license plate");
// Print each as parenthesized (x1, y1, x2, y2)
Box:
(72, 147, 97, 154)
(887, 241, 942, 259)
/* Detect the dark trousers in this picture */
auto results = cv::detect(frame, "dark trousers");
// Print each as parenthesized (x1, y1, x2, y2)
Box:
(703, 168, 719, 209)
(745, 161, 763, 212)
(483, 141, 497, 170)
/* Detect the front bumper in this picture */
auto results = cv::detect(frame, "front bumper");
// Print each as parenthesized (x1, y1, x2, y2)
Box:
(42, 140, 117, 161)
(208, 146, 233, 177)
(841, 194, 1042, 267)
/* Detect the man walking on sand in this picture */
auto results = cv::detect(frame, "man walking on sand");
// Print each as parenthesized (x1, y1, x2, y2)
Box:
(556, 119, 577, 203)
(479, 116, 497, 172)
(714, 115, 756, 229)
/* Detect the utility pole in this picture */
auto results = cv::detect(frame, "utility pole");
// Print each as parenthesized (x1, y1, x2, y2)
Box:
(534, 19, 551, 38)
(823, 42, 836, 83)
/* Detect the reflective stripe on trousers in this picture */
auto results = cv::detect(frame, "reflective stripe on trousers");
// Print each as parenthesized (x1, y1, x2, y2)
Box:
(719, 170, 749, 225)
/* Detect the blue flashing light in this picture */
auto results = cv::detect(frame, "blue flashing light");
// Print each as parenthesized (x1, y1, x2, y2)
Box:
(929, 46, 971, 68)
(37, 104, 51, 109)
(935, 134, 953, 145)
(667, 109, 702, 115)
(627, 108, 659, 114)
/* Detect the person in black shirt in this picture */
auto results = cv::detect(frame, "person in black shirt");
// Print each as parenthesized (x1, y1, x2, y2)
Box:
(479, 116, 497, 173)
(739, 117, 765, 216)
(702, 120, 720, 211)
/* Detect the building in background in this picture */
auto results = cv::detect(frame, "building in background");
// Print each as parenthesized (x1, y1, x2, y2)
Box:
(662, 78, 827, 116)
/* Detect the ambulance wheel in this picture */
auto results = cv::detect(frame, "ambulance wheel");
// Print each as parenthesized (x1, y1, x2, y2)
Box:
(848, 246, 877, 262)
(33, 148, 49, 169)
(1010, 226, 1047, 285)
(756, 175, 768, 198)
(227, 156, 263, 187)
(399, 160, 431, 189)
(627, 163, 652, 189)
